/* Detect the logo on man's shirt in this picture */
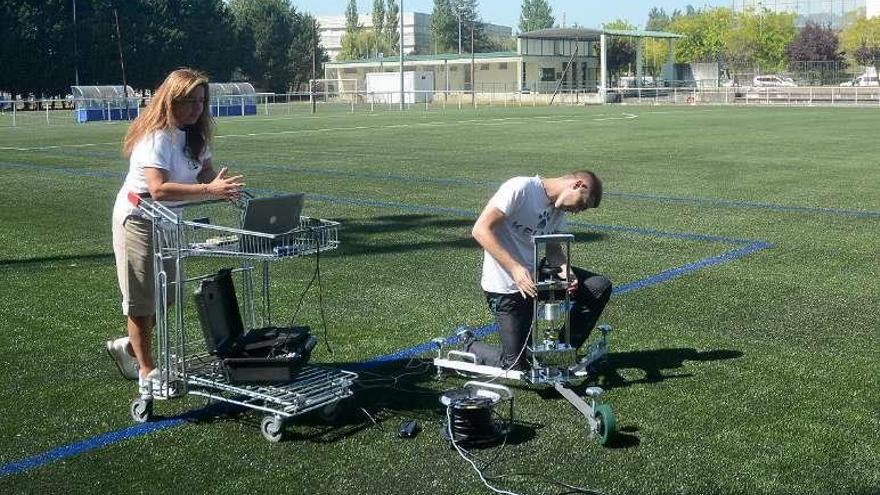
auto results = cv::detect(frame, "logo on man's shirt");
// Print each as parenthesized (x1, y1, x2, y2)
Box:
(187, 158, 199, 171)
(511, 208, 554, 236)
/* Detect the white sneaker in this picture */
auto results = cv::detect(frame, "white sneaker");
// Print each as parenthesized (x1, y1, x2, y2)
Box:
(139, 369, 183, 400)
(106, 337, 138, 381)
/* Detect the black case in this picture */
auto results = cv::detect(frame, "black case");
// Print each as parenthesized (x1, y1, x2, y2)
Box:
(194, 269, 316, 383)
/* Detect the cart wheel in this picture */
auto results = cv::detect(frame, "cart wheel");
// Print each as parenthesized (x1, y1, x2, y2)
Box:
(593, 404, 616, 446)
(261, 416, 284, 443)
(318, 403, 340, 422)
(130, 397, 153, 423)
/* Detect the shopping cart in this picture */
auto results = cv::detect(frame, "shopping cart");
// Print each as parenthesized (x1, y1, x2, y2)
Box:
(126, 192, 357, 442)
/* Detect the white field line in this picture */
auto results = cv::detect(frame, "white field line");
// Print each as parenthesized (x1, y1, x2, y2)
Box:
(0, 113, 638, 151)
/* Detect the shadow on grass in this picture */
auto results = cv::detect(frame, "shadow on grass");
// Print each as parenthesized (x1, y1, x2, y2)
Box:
(334, 214, 607, 257)
(0, 252, 114, 269)
(598, 348, 744, 389)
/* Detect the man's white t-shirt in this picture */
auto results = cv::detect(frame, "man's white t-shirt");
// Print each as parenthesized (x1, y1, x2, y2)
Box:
(480, 176, 567, 294)
(112, 128, 212, 223)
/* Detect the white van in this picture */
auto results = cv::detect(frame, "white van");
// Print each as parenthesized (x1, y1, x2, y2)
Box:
(753, 75, 797, 87)
(840, 68, 880, 86)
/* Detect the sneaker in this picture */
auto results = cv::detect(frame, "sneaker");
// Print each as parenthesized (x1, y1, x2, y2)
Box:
(106, 337, 138, 381)
(139, 369, 183, 400)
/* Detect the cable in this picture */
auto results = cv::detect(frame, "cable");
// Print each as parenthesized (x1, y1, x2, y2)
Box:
(447, 406, 521, 495)
(287, 228, 333, 354)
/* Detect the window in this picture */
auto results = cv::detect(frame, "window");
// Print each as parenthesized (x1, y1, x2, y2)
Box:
(449, 66, 458, 72)
(480, 64, 490, 71)
(342, 68, 358, 74)
(498, 63, 508, 70)
(541, 68, 556, 81)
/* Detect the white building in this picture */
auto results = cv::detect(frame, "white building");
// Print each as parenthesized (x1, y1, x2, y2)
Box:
(324, 28, 682, 98)
(317, 12, 512, 61)
(732, 0, 880, 27)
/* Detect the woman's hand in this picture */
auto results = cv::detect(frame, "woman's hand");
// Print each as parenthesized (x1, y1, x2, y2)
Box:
(206, 167, 244, 199)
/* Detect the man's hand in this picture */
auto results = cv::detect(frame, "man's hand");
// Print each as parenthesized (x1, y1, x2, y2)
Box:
(512, 264, 537, 299)
(560, 264, 579, 295)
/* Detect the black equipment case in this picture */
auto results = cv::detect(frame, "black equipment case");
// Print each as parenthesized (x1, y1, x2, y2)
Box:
(194, 269, 317, 384)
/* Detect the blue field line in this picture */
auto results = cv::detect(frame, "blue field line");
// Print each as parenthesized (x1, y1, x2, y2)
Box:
(2, 159, 878, 219)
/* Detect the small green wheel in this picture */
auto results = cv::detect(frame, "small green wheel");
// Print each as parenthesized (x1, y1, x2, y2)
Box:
(593, 403, 616, 446)
(261, 416, 284, 443)
(130, 397, 153, 423)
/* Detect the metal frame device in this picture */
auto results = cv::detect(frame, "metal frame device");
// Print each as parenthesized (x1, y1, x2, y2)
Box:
(434, 234, 616, 445)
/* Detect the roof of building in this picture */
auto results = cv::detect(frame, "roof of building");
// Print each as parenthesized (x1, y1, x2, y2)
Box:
(518, 27, 683, 40)
(326, 51, 520, 67)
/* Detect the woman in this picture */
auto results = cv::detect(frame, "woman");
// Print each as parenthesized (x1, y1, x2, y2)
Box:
(106, 68, 244, 397)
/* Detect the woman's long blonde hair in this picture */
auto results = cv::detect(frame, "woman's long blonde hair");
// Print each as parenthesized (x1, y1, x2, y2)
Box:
(123, 68, 213, 160)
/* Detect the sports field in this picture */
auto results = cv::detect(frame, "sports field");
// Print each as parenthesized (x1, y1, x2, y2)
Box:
(0, 105, 878, 494)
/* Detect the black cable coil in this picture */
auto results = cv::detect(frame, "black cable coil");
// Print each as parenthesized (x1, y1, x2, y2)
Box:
(446, 396, 504, 447)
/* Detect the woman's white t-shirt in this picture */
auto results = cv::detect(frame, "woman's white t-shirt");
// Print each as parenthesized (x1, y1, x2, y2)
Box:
(480, 176, 567, 294)
(112, 128, 212, 223)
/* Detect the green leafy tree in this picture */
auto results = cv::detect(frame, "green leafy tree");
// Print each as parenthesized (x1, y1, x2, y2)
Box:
(645, 7, 670, 31)
(603, 19, 637, 77)
(431, 0, 457, 53)
(289, 13, 328, 90)
(385, 0, 400, 53)
(724, 9, 796, 71)
(669, 7, 733, 63)
(372, 0, 385, 37)
(452, 0, 488, 53)
(519, 0, 554, 33)
(840, 15, 880, 65)
(230, 0, 296, 92)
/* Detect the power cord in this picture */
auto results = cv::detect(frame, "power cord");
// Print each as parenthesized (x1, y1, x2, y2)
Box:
(288, 229, 333, 355)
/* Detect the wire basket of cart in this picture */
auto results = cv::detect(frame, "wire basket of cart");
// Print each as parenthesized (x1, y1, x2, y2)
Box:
(126, 191, 357, 442)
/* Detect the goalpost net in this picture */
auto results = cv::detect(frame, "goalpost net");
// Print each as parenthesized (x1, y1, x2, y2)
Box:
(309, 79, 360, 103)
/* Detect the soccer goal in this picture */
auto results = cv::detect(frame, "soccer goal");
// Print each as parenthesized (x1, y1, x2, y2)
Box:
(309, 79, 359, 104)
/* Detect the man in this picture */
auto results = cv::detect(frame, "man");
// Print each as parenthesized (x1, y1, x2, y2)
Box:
(468, 171, 612, 369)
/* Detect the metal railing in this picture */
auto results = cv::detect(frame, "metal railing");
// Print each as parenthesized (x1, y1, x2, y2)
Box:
(4, 84, 880, 128)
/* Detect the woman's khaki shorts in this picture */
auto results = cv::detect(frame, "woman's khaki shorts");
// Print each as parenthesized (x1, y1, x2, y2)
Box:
(112, 215, 176, 317)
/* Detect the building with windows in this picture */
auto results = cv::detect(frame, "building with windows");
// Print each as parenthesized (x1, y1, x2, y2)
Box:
(731, 0, 880, 28)
(324, 28, 682, 100)
(317, 12, 512, 61)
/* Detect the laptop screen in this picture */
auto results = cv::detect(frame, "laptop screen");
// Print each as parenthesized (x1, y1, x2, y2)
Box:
(241, 193, 305, 235)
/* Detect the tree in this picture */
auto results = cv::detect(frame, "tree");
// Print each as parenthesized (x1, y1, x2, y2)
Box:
(645, 7, 670, 31)
(602, 19, 637, 77)
(345, 0, 359, 32)
(385, 0, 399, 53)
(230, 0, 296, 92)
(724, 9, 796, 72)
(372, 0, 385, 37)
(840, 16, 880, 65)
(452, 0, 487, 53)
(289, 13, 328, 91)
(519, 0, 554, 33)
(786, 21, 841, 62)
(669, 7, 733, 64)
(431, 0, 457, 53)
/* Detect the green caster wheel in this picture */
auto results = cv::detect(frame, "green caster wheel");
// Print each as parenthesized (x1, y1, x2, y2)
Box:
(593, 403, 616, 446)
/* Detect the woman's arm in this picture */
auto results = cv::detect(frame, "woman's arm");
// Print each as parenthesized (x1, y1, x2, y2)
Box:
(144, 165, 243, 201)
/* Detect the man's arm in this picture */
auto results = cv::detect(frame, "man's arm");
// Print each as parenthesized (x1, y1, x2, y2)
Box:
(472, 203, 537, 298)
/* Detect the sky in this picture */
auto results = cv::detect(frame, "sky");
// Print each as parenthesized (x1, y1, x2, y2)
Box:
(291, 1, 725, 30)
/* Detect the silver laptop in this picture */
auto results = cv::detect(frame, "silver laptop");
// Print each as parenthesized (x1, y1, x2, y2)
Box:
(241, 193, 305, 236)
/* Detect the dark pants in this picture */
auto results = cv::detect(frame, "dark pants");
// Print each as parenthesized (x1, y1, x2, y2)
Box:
(470, 267, 612, 369)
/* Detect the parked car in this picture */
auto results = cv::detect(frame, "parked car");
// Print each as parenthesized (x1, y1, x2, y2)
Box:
(752, 75, 797, 87)
(840, 74, 880, 86)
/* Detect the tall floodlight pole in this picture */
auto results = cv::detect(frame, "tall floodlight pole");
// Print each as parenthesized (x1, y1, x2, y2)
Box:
(455, 9, 463, 54)
(72, 0, 79, 86)
(399, 0, 404, 110)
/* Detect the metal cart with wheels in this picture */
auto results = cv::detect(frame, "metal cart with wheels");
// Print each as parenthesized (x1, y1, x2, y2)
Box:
(126, 192, 357, 442)
(434, 234, 616, 445)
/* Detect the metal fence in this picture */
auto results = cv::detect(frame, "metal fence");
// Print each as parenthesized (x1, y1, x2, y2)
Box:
(3, 84, 879, 128)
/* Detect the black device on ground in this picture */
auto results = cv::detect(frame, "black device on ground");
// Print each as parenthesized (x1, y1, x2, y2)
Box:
(194, 268, 317, 384)
(398, 420, 420, 438)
